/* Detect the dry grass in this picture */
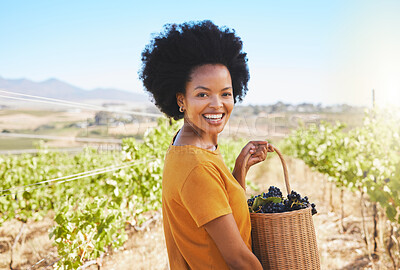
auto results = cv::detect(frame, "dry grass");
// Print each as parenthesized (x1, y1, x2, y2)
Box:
(0, 215, 58, 270)
(0, 155, 396, 269)
(88, 221, 169, 270)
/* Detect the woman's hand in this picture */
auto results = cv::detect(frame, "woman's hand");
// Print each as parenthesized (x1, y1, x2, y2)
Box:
(232, 141, 274, 189)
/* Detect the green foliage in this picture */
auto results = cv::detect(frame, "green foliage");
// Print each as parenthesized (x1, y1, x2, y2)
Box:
(284, 108, 400, 223)
(250, 196, 282, 212)
(1, 116, 255, 267)
(49, 117, 181, 267)
(50, 198, 127, 270)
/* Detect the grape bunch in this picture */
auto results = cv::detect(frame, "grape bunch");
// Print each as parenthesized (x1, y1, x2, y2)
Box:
(264, 186, 283, 198)
(248, 186, 317, 215)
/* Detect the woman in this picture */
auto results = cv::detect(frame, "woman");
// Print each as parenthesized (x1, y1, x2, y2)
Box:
(139, 20, 271, 269)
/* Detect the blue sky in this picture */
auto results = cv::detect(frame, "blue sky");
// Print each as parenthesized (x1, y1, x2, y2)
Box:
(1, 0, 400, 107)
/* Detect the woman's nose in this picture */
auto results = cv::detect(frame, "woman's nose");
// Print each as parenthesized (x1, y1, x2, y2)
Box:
(209, 95, 223, 109)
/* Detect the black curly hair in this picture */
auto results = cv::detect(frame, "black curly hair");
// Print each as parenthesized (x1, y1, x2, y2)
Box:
(139, 20, 250, 120)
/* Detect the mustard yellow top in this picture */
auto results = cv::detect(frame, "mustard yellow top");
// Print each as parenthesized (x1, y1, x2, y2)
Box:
(162, 129, 251, 269)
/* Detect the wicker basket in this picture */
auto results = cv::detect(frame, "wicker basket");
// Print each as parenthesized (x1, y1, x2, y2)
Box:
(250, 146, 320, 270)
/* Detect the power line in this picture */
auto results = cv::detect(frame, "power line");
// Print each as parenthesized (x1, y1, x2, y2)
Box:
(0, 89, 164, 118)
(0, 160, 140, 193)
(0, 89, 102, 110)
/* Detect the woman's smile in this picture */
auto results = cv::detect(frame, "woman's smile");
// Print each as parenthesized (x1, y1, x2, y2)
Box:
(176, 64, 234, 146)
(202, 113, 225, 124)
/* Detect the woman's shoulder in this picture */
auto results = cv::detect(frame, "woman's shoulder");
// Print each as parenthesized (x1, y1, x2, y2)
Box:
(163, 152, 219, 196)
(165, 145, 218, 167)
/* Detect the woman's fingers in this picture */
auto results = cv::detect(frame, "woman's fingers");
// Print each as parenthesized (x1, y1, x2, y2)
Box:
(243, 140, 276, 168)
(267, 143, 275, 152)
(246, 141, 275, 164)
(250, 142, 270, 151)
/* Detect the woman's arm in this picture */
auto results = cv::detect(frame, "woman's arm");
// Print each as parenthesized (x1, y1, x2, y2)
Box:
(203, 213, 263, 270)
(232, 141, 272, 190)
(232, 161, 247, 190)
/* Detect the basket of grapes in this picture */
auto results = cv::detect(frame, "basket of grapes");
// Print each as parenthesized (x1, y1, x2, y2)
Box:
(248, 146, 320, 270)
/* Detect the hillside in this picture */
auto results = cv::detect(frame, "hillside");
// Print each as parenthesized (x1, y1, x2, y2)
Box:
(0, 76, 149, 103)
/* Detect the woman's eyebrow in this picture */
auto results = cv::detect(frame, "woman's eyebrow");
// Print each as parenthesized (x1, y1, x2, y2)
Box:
(194, 86, 232, 91)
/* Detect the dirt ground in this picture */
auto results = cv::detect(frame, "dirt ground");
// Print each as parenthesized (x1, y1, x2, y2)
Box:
(0, 155, 396, 270)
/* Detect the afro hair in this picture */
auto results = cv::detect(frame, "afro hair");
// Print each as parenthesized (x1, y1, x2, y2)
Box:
(139, 20, 250, 120)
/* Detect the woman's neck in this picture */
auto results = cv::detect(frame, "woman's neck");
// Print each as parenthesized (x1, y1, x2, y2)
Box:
(174, 123, 218, 150)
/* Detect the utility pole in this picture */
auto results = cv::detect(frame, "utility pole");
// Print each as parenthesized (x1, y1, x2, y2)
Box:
(372, 88, 378, 253)
(372, 89, 375, 108)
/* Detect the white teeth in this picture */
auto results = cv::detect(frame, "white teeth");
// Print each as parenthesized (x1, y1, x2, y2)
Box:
(203, 114, 223, 119)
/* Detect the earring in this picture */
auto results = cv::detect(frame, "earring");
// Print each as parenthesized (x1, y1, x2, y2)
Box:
(179, 106, 184, 113)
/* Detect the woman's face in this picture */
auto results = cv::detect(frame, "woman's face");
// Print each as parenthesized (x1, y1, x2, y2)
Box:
(176, 64, 234, 140)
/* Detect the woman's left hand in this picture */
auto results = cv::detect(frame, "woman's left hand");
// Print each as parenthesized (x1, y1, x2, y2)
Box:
(243, 141, 274, 169)
(232, 141, 274, 188)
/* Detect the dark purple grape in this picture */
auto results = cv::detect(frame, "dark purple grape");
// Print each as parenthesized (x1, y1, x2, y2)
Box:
(248, 186, 318, 215)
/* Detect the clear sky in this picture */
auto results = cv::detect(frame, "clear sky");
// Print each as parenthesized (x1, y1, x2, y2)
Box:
(1, 0, 400, 107)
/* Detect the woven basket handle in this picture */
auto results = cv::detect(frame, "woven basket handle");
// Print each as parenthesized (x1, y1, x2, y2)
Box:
(269, 145, 291, 195)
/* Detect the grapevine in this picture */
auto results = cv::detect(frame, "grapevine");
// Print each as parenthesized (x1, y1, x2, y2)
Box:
(1, 117, 250, 268)
(283, 107, 400, 266)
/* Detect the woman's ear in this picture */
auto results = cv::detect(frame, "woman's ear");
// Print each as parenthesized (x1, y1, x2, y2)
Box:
(176, 92, 184, 107)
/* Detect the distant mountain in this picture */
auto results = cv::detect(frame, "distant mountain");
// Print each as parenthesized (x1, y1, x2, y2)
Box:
(0, 76, 149, 102)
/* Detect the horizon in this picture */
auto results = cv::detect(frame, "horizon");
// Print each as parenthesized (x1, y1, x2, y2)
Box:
(1, 1, 400, 107)
(0, 75, 369, 108)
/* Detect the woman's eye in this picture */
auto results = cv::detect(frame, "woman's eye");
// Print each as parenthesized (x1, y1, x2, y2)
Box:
(197, 92, 232, 97)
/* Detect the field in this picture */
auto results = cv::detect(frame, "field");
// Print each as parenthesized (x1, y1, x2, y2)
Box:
(0, 108, 365, 150)
(0, 109, 156, 152)
(0, 108, 398, 269)
(0, 155, 392, 269)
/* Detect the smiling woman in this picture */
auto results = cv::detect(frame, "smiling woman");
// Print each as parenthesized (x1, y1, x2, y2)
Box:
(175, 64, 234, 150)
(139, 20, 272, 269)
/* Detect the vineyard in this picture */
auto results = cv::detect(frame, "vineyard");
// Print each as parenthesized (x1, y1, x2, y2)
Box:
(0, 107, 399, 269)
(283, 108, 400, 269)
(0, 117, 248, 269)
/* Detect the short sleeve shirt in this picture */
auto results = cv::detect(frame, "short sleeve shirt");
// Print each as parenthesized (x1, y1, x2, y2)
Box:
(162, 129, 252, 269)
